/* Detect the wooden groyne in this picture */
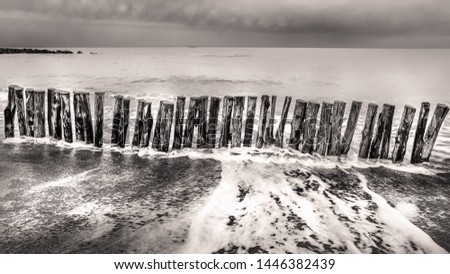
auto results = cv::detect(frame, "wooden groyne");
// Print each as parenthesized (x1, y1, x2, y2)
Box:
(3, 85, 449, 164)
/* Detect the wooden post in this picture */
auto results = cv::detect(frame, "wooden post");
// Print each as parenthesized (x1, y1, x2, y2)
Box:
(421, 104, 449, 161)
(288, 99, 307, 150)
(315, 102, 332, 156)
(33, 90, 45, 138)
(60, 91, 73, 143)
(141, 102, 153, 148)
(231, 96, 245, 148)
(73, 92, 85, 141)
(340, 101, 362, 155)
(380, 104, 395, 159)
(301, 102, 320, 154)
(219, 96, 234, 148)
(111, 95, 123, 146)
(119, 98, 130, 148)
(4, 85, 17, 138)
(411, 102, 430, 163)
(152, 101, 163, 150)
(160, 102, 174, 152)
(132, 100, 146, 147)
(197, 96, 208, 148)
(81, 92, 94, 144)
(369, 104, 395, 159)
(243, 96, 257, 147)
(14, 86, 26, 136)
(275, 96, 292, 148)
(94, 92, 104, 147)
(328, 100, 346, 156)
(392, 105, 416, 163)
(51, 91, 62, 140)
(266, 96, 277, 145)
(256, 95, 270, 148)
(183, 98, 197, 148)
(25, 88, 35, 137)
(358, 103, 378, 158)
(172, 97, 186, 149)
(207, 97, 221, 148)
(47, 88, 55, 137)
(369, 113, 384, 159)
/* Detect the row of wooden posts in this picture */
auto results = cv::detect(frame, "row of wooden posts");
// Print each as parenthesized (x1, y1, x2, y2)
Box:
(3, 85, 449, 164)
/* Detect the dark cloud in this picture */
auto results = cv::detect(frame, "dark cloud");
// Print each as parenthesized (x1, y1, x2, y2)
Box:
(1, 0, 450, 47)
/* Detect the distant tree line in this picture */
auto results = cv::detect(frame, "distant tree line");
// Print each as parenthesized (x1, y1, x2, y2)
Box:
(0, 48, 74, 54)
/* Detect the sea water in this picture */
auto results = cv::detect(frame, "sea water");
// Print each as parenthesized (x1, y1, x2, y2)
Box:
(0, 48, 449, 253)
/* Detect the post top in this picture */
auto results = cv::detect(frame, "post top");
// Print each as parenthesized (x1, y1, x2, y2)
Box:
(437, 103, 449, 109)
(58, 90, 70, 94)
(14, 86, 23, 91)
(25, 88, 34, 92)
(74, 91, 89, 94)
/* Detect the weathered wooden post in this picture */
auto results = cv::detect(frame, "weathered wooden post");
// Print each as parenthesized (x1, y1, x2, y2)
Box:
(340, 101, 362, 155)
(315, 102, 332, 156)
(111, 95, 123, 146)
(47, 87, 55, 137)
(275, 96, 292, 148)
(25, 88, 35, 137)
(60, 91, 73, 143)
(288, 99, 307, 150)
(119, 98, 130, 148)
(207, 97, 221, 148)
(153, 101, 174, 152)
(358, 103, 378, 158)
(231, 96, 245, 148)
(81, 92, 94, 144)
(301, 102, 320, 154)
(266, 96, 277, 145)
(380, 104, 395, 159)
(172, 97, 186, 149)
(183, 97, 197, 148)
(152, 101, 163, 150)
(392, 105, 416, 163)
(369, 104, 395, 159)
(160, 102, 174, 152)
(256, 95, 270, 148)
(14, 86, 26, 136)
(132, 100, 146, 148)
(219, 96, 234, 148)
(197, 96, 208, 148)
(141, 102, 153, 148)
(421, 104, 449, 161)
(328, 100, 346, 156)
(33, 90, 45, 138)
(51, 91, 62, 140)
(73, 92, 85, 141)
(4, 85, 17, 138)
(369, 113, 384, 159)
(243, 96, 257, 147)
(411, 102, 430, 163)
(94, 92, 104, 147)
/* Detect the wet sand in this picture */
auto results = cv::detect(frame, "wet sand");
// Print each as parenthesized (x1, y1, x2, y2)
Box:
(0, 143, 449, 253)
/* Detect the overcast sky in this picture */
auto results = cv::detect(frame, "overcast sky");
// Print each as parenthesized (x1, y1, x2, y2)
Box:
(1, 0, 450, 48)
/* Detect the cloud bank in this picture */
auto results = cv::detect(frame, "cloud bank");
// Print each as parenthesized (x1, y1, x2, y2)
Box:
(1, 0, 449, 47)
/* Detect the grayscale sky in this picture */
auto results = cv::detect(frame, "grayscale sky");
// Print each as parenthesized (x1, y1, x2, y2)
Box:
(1, 0, 450, 48)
